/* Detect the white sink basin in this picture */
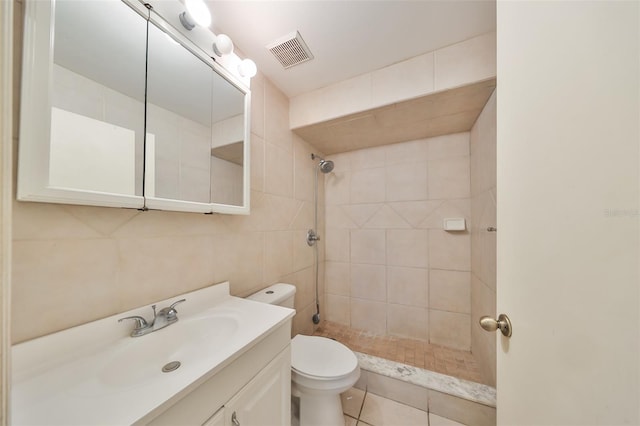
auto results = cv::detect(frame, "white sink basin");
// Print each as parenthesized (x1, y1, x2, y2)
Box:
(99, 314, 239, 388)
(12, 282, 294, 426)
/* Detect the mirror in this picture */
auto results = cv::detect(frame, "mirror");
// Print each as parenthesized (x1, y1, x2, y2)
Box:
(19, 0, 251, 214)
(18, 0, 147, 208)
(146, 21, 213, 208)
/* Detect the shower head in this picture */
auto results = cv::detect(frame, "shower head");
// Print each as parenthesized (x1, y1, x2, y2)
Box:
(311, 153, 334, 173)
(319, 159, 334, 173)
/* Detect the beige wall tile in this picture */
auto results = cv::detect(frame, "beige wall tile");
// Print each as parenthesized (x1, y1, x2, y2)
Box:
(318, 73, 373, 124)
(385, 161, 428, 202)
(287, 266, 315, 313)
(363, 205, 411, 229)
(324, 169, 351, 205)
(428, 230, 470, 271)
(13, 202, 104, 240)
(351, 298, 386, 335)
(372, 53, 434, 108)
(429, 269, 471, 314)
(384, 139, 429, 165)
(116, 235, 219, 307)
(428, 155, 470, 200)
(293, 138, 315, 202)
(325, 261, 350, 296)
(326, 205, 357, 229)
(293, 229, 315, 271)
(387, 304, 428, 340)
(351, 263, 386, 301)
(388, 200, 442, 228)
(471, 274, 496, 387)
(12, 239, 120, 342)
(351, 229, 386, 264)
(429, 310, 470, 351)
(427, 133, 470, 160)
(434, 32, 497, 91)
(326, 229, 350, 262)
(387, 266, 428, 307)
(350, 167, 386, 203)
(343, 203, 381, 228)
(293, 300, 316, 337)
(325, 294, 350, 325)
(386, 229, 428, 268)
(249, 73, 265, 139)
(264, 81, 292, 152)
(263, 230, 294, 284)
(350, 145, 386, 170)
(264, 142, 293, 197)
(418, 199, 470, 230)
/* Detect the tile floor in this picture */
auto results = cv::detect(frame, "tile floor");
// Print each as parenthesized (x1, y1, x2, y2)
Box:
(341, 387, 465, 426)
(313, 321, 484, 384)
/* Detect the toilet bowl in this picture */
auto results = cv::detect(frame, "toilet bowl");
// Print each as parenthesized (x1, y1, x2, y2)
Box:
(247, 284, 360, 426)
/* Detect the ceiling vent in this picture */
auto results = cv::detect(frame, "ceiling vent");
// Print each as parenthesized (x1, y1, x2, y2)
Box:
(267, 31, 314, 69)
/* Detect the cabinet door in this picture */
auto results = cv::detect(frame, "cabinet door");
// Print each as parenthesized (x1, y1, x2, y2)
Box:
(224, 347, 291, 426)
(202, 407, 225, 426)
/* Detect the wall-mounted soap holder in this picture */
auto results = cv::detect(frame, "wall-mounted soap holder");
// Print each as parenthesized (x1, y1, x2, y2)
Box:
(443, 218, 466, 232)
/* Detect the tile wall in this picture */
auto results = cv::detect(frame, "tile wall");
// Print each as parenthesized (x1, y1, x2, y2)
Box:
(469, 91, 496, 386)
(11, 0, 324, 343)
(324, 133, 472, 351)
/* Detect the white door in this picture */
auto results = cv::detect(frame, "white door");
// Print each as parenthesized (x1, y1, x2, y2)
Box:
(496, 1, 639, 424)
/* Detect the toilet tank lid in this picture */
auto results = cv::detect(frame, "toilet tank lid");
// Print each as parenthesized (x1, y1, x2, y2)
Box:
(247, 283, 296, 305)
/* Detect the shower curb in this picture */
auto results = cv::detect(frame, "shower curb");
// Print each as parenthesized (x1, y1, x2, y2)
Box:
(354, 352, 497, 426)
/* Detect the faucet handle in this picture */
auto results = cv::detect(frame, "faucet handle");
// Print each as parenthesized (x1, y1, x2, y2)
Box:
(118, 315, 148, 330)
(169, 299, 186, 311)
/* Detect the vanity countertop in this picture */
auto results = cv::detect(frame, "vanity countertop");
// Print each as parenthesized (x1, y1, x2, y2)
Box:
(11, 282, 294, 425)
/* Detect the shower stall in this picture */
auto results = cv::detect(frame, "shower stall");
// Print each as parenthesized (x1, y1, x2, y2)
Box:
(311, 94, 497, 390)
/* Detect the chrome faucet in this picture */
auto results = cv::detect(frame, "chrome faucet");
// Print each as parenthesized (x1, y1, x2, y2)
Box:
(118, 299, 186, 337)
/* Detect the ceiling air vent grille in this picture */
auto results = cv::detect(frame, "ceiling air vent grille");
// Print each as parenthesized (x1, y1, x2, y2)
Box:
(267, 31, 314, 69)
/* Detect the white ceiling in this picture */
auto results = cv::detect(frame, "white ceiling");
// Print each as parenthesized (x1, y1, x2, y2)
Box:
(207, 0, 496, 98)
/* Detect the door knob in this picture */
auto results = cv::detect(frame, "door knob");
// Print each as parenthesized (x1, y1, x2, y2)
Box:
(479, 313, 512, 337)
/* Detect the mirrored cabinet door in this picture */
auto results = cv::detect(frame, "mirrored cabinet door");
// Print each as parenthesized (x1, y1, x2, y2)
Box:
(18, 0, 147, 208)
(210, 71, 247, 208)
(144, 21, 214, 213)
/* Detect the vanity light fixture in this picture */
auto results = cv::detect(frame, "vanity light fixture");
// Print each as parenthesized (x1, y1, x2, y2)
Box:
(179, 0, 211, 30)
(212, 34, 234, 56)
(238, 58, 257, 78)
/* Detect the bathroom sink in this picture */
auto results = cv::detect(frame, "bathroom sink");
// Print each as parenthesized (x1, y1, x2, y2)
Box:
(12, 282, 295, 426)
(99, 314, 239, 388)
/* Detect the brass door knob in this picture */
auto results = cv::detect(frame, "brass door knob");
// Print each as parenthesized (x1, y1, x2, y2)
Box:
(479, 314, 512, 337)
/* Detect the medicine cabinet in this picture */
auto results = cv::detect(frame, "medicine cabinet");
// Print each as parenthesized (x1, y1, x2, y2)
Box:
(18, 0, 250, 214)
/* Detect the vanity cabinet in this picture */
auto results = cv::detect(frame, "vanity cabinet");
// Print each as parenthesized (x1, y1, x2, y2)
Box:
(223, 348, 291, 426)
(145, 322, 291, 426)
(202, 409, 225, 426)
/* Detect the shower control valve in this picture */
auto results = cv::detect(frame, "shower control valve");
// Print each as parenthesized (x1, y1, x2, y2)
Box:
(306, 229, 320, 246)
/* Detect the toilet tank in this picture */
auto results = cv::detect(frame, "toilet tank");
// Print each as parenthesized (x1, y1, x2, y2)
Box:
(247, 283, 296, 308)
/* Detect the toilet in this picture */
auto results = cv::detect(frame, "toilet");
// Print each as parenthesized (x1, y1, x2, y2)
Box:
(248, 283, 360, 426)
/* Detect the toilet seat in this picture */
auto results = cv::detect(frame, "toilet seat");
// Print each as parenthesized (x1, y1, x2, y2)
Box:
(291, 335, 358, 380)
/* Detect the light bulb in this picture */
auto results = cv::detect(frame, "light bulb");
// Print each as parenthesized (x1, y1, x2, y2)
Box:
(213, 34, 234, 56)
(179, 0, 211, 30)
(238, 59, 257, 78)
